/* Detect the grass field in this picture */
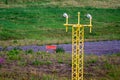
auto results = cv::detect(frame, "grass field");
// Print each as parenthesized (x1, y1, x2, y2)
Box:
(0, 1, 120, 46)
(0, 50, 120, 80)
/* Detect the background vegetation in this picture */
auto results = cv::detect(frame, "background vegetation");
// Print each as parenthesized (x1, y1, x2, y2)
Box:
(0, 0, 120, 46)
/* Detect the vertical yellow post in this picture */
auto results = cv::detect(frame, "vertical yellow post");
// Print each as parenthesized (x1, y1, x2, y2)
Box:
(78, 12, 80, 25)
(66, 15, 68, 32)
(90, 18, 92, 33)
(63, 12, 92, 80)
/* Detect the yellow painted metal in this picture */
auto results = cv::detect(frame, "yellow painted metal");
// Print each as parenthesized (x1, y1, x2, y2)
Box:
(63, 12, 92, 80)
(66, 17, 68, 32)
(90, 18, 92, 33)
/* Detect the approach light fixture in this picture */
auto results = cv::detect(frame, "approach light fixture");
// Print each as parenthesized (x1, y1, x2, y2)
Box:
(63, 13, 68, 18)
(87, 14, 92, 19)
(63, 12, 93, 80)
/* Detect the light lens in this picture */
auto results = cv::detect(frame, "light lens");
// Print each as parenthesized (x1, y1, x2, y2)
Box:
(63, 13, 68, 18)
(87, 14, 92, 19)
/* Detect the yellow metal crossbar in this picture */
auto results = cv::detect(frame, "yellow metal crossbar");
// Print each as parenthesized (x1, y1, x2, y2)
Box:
(63, 12, 92, 80)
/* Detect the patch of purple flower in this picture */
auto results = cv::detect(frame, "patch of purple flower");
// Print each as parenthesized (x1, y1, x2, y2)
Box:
(0, 58, 5, 64)
(0, 40, 120, 55)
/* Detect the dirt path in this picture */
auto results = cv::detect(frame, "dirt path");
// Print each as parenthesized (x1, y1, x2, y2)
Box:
(58, 40, 120, 55)
(0, 40, 120, 55)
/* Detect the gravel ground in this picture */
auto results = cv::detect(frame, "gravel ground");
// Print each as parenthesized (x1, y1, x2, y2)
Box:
(0, 40, 120, 55)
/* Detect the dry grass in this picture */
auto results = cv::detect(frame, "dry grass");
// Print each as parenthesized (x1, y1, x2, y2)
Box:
(0, 50, 120, 80)
(0, 0, 120, 8)
(0, 38, 110, 47)
(45, 0, 120, 8)
(0, 38, 71, 47)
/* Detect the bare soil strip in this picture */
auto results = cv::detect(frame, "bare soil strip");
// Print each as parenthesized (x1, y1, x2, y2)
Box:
(0, 40, 120, 55)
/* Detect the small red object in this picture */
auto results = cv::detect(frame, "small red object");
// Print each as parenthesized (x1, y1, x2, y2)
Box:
(46, 45, 56, 53)
(46, 45, 57, 50)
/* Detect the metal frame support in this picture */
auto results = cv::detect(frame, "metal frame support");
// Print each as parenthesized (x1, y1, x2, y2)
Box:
(63, 12, 92, 80)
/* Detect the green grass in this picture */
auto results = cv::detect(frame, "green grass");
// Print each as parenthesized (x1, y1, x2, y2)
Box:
(0, 6, 120, 46)
(0, 1, 120, 46)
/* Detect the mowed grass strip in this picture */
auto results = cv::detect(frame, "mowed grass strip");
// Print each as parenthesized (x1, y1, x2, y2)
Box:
(0, 6, 120, 45)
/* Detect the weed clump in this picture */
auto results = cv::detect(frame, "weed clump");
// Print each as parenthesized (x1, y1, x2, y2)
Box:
(7, 48, 21, 60)
(56, 47, 65, 53)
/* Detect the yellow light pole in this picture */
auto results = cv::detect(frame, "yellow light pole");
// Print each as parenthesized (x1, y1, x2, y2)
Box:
(63, 12, 92, 80)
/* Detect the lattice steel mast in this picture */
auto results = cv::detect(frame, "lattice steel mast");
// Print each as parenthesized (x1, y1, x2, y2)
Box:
(63, 12, 92, 80)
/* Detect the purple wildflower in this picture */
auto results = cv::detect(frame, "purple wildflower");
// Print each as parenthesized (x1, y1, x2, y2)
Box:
(0, 58, 5, 64)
